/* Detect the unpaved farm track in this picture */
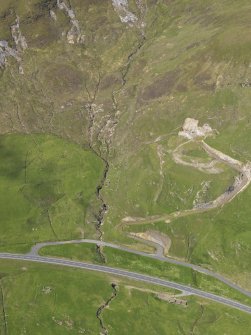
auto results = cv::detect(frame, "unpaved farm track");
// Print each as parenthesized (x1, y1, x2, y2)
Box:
(117, 129, 251, 300)
(121, 138, 251, 226)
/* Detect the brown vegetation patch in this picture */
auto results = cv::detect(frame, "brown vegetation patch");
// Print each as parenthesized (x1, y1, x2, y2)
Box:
(131, 58, 147, 76)
(43, 63, 84, 96)
(193, 71, 215, 91)
(148, 0, 159, 5)
(138, 70, 180, 102)
(36, 0, 57, 12)
(23, 17, 60, 48)
(186, 41, 201, 50)
(100, 74, 121, 90)
(0, 9, 15, 41)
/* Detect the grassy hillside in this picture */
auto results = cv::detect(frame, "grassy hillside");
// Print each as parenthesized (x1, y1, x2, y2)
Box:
(0, 0, 251, 333)
(0, 134, 103, 250)
(1, 259, 251, 335)
(126, 185, 251, 290)
(39, 242, 251, 306)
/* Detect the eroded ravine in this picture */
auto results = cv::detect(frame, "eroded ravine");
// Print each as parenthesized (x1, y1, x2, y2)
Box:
(85, 89, 109, 263)
(96, 283, 118, 335)
(86, 23, 147, 246)
(0, 281, 7, 335)
(190, 304, 205, 335)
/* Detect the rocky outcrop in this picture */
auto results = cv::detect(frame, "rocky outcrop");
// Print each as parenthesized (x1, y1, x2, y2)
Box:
(112, 0, 138, 25)
(56, 0, 84, 44)
(0, 40, 18, 68)
(112, 0, 146, 28)
(0, 16, 27, 74)
(11, 16, 28, 52)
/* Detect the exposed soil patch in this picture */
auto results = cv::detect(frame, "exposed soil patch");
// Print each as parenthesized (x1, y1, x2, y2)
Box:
(125, 285, 187, 306)
(154, 144, 165, 202)
(173, 140, 222, 174)
(156, 292, 187, 306)
(130, 230, 171, 256)
(178, 118, 214, 140)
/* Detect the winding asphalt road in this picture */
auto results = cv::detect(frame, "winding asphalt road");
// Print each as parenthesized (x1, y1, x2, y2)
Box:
(29, 239, 251, 299)
(0, 252, 251, 314)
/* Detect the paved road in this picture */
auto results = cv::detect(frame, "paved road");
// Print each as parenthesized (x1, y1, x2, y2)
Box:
(29, 239, 251, 299)
(0, 252, 251, 314)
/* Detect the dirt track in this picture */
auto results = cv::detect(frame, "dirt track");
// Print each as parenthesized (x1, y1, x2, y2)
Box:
(121, 135, 251, 228)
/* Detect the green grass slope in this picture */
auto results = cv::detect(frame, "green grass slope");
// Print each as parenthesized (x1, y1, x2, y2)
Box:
(39, 242, 251, 306)
(0, 134, 103, 250)
(0, 0, 251, 327)
(1, 259, 251, 335)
